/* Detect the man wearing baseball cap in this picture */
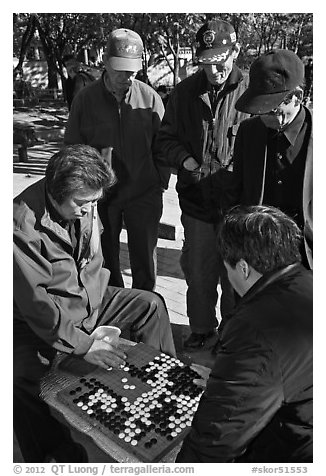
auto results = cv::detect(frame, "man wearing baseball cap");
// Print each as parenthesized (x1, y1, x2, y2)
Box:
(228, 49, 313, 269)
(157, 19, 249, 350)
(65, 28, 170, 291)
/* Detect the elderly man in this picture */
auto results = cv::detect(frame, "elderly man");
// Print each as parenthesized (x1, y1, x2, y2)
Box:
(64, 29, 169, 291)
(13, 144, 175, 463)
(157, 19, 249, 350)
(228, 49, 313, 269)
(176, 205, 312, 462)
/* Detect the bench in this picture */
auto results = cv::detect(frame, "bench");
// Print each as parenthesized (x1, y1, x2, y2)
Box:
(13, 122, 38, 162)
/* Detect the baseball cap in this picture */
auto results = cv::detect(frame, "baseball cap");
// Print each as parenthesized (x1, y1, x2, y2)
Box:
(195, 20, 237, 64)
(235, 49, 305, 114)
(106, 28, 143, 72)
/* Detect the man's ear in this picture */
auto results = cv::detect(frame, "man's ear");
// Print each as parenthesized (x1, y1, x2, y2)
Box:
(236, 258, 250, 279)
(232, 43, 241, 60)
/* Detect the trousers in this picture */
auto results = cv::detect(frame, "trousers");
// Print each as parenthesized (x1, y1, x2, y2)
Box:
(180, 213, 235, 333)
(13, 286, 175, 462)
(98, 188, 163, 291)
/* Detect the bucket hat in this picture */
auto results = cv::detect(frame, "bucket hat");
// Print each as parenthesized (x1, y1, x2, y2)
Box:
(235, 49, 304, 114)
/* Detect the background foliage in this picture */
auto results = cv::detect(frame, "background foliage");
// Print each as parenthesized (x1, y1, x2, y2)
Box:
(13, 13, 313, 88)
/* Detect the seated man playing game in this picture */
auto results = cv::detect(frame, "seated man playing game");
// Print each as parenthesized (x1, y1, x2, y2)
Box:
(176, 205, 312, 463)
(13, 144, 176, 463)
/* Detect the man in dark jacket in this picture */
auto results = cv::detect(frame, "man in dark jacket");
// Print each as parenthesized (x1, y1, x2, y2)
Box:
(157, 19, 249, 349)
(65, 29, 170, 292)
(13, 145, 175, 463)
(176, 205, 312, 463)
(229, 49, 313, 269)
(62, 55, 94, 110)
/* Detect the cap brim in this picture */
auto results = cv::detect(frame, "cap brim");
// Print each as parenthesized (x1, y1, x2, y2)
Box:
(235, 88, 290, 114)
(109, 56, 142, 72)
(197, 46, 233, 64)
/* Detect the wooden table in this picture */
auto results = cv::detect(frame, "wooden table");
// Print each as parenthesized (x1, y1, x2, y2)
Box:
(40, 340, 183, 463)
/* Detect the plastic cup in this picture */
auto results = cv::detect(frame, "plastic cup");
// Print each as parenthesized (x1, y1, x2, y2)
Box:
(90, 325, 121, 346)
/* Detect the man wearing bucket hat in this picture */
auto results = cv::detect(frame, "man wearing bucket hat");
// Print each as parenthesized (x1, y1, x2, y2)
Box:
(228, 49, 312, 269)
(157, 19, 249, 350)
(65, 29, 170, 291)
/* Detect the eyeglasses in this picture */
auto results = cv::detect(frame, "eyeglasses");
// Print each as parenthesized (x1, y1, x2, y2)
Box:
(271, 94, 293, 113)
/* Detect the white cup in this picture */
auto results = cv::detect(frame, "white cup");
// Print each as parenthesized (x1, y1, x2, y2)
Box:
(90, 325, 121, 347)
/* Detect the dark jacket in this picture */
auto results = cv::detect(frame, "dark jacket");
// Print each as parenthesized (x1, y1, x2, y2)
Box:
(64, 70, 94, 110)
(157, 67, 249, 222)
(64, 74, 170, 204)
(13, 178, 110, 355)
(177, 264, 313, 463)
(228, 108, 313, 269)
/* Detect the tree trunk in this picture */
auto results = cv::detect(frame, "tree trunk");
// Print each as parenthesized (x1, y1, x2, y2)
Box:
(47, 55, 59, 89)
(293, 18, 304, 54)
(173, 55, 179, 86)
(13, 14, 36, 80)
(34, 16, 59, 90)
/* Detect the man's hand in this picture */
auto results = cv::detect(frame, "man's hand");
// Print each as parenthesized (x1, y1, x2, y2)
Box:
(183, 156, 200, 171)
(84, 339, 127, 370)
(191, 363, 211, 388)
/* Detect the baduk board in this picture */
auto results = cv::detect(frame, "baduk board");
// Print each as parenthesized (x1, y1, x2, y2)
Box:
(57, 342, 203, 462)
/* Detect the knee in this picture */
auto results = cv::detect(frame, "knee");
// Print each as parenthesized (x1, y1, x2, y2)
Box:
(149, 291, 167, 311)
(138, 290, 168, 318)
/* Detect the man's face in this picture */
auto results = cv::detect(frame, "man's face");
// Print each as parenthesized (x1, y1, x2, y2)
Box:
(53, 188, 103, 221)
(104, 58, 137, 95)
(261, 92, 301, 129)
(202, 53, 235, 86)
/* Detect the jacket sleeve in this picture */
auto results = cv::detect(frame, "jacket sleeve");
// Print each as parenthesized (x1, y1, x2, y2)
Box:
(64, 94, 84, 145)
(13, 230, 93, 355)
(151, 92, 171, 190)
(302, 117, 313, 270)
(156, 89, 192, 170)
(221, 122, 245, 212)
(176, 316, 283, 462)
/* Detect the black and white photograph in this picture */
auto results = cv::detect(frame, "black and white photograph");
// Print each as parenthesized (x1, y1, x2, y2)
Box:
(11, 7, 316, 472)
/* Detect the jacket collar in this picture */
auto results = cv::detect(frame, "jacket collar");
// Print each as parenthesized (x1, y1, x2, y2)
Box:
(40, 183, 90, 247)
(281, 105, 306, 146)
(41, 205, 73, 245)
(238, 263, 302, 310)
(265, 105, 306, 147)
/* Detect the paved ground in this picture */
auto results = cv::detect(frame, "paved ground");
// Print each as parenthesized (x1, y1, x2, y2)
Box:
(13, 102, 221, 462)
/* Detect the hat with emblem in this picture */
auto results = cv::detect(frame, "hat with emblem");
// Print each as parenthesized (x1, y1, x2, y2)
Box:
(106, 28, 143, 72)
(195, 20, 237, 64)
(235, 49, 304, 114)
